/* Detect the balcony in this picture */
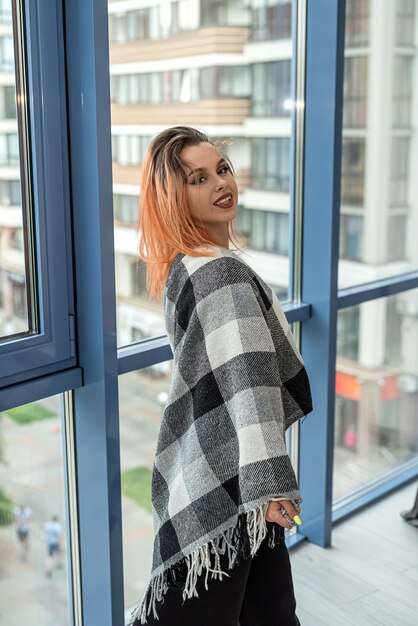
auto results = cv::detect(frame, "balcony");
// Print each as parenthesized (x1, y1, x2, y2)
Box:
(111, 98, 251, 126)
(109, 26, 250, 64)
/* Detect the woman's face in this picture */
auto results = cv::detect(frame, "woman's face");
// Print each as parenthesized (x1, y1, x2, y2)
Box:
(180, 142, 238, 244)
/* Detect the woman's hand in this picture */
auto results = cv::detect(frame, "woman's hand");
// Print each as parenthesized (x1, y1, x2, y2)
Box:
(265, 500, 302, 529)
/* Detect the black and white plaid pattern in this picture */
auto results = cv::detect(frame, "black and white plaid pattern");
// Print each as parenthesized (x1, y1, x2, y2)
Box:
(129, 246, 313, 625)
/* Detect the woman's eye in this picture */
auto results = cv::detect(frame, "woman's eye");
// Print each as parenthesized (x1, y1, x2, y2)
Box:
(218, 166, 231, 175)
(190, 175, 206, 185)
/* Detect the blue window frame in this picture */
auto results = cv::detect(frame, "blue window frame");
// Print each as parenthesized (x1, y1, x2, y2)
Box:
(0, 0, 76, 387)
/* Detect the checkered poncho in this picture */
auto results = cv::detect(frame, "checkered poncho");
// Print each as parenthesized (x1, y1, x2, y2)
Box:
(129, 246, 313, 625)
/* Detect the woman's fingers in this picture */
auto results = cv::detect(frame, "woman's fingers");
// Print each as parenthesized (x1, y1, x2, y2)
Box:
(265, 501, 293, 529)
(265, 500, 303, 528)
(280, 499, 302, 524)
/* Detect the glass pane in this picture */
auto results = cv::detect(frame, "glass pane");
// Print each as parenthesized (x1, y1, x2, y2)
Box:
(0, 1, 33, 341)
(339, 0, 418, 288)
(333, 289, 418, 501)
(109, 0, 296, 348)
(119, 365, 172, 621)
(0, 393, 71, 624)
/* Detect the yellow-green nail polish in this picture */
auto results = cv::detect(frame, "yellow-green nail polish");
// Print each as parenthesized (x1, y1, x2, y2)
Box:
(293, 515, 302, 526)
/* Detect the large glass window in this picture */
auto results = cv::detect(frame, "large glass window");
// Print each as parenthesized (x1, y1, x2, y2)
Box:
(333, 290, 418, 500)
(338, 0, 418, 289)
(0, 1, 27, 340)
(0, 394, 71, 624)
(109, 0, 295, 348)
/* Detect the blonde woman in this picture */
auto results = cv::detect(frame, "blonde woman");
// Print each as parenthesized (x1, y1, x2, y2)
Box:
(129, 126, 313, 626)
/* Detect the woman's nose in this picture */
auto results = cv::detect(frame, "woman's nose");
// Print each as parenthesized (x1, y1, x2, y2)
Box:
(215, 176, 226, 190)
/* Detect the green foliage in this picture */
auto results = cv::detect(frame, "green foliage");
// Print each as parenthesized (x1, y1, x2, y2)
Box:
(3, 402, 55, 424)
(121, 466, 152, 513)
(0, 487, 13, 527)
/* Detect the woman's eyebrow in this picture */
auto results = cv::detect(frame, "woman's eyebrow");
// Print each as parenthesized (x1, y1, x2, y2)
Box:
(186, 158, 227, 179)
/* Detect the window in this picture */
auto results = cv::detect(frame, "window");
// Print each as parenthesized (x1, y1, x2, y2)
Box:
(390, 137, 409, 207)
(0, 394, 71, 624)
(252, 0, 292, 41)
(337, 305, 360, 362)
(395, 0, 416, 46)
(339, 215, 363, 261)
(113, 194, 138, 224)
(251, 138, 290, 191)
(340, 139, 365, 207)
(343, 57, 368, 127)
(112, 135, 151, 166)
(252, 61, 291, 117)
(345, 0, 369, 47)
(334, 292, 418, 501)
(387, 215, 407, 262)
(392, 56, 413, 127)
(0, 133, 19, 166)
(0, 179, 21, 206)
(0, 85, 16, 119)
(236, 207, 289, 256)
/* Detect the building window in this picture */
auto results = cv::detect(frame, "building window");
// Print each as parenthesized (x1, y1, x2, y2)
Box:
(339, 215, 363, 261)
(0, 35, 14, 71)
(395, 0, 416, 46)
(387, 215, 407, 262)
(112, 135, 151, 166)
(200, 66, 250, 99)
(131, 259, 147, 298)
(252, 61, 291, 117)
(9, 229, 23, 251)
(337, 305, 360, 361)
(343, 57, 368, 127)
(0, 85, 16, 119)
(108, 0, 248, 43)
(392, 56, 412, 127)
(341, 138, 365, 207)
(113, 194, 138, 224)
(111, 67, 249, 105)
(0, 133, 19, 166)
(236, 207, 289, 255)
(251, 1, 292, 41)
(0, 179, 21, 206)
(390, 137, 409, 207)
(345, 0, 369, 47)
(251, 138, 290, 192)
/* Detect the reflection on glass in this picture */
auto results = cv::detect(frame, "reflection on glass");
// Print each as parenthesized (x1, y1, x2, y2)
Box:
(108, 0, 296, 347)
(0, 394, 70, 625)
(339, 0, 418, 288)
(333, 289, 418, 500)
(0, 0, 30, 340)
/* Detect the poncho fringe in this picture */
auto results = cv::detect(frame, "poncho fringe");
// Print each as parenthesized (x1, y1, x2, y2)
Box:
(128, 499, 293, 625)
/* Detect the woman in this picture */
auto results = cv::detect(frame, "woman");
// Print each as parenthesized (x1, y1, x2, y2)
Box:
(129, 126, 313, 626)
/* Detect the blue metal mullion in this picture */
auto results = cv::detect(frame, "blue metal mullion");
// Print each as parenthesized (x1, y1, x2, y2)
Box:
(337, 272, 418, 309)
(64, 2, 124, 626)
(298, 0, 346, 547)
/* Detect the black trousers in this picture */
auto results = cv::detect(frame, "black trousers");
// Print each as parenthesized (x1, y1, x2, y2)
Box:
(141, 523, 301, 626)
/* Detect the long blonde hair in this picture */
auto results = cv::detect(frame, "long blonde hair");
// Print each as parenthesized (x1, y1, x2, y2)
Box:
(136, 126, 243, 301)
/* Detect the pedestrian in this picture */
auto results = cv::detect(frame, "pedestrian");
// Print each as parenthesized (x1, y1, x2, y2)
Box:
(128, 126, 313, 626)
(43, 515, 63, 577)
(14, 504, 32, 560)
